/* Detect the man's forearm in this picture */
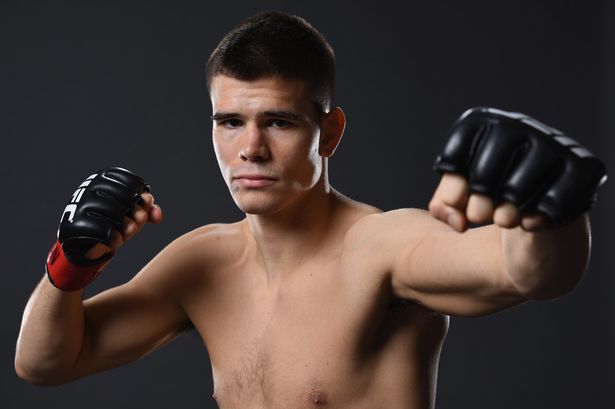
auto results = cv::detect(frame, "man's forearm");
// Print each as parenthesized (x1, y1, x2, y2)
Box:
(15, 275, 86, 385)
(500, 213, 591, 300)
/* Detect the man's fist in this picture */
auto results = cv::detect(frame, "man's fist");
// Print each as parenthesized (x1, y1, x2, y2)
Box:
(46, 167, 161, 291)
(430, 107, 607, 232)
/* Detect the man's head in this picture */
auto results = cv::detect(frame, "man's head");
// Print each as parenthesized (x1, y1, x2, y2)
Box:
(206, 11, 335, 114)
(207, 12, 345, 216)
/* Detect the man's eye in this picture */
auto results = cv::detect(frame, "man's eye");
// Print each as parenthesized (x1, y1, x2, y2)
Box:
(221, 119, 242, 128)
(270, 119, 290, 129)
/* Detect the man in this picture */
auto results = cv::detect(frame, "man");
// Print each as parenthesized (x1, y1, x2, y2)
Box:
(15, 11, 606, 409)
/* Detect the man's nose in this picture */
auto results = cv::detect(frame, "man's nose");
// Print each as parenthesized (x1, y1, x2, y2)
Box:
(239, 124, 270, 162)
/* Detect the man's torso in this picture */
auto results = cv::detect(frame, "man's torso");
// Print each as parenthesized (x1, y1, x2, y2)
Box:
(172, 199, 448, 408)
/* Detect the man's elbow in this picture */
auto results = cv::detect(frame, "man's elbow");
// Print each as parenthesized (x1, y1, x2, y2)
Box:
(14, 355, 73, 386)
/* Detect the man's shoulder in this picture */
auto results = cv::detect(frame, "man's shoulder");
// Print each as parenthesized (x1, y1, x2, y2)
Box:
(344, 207, 435, 245)
(341, 207, 448, 272)
(130, 221, 248, 291)
(175, 221, 245, 242)
(168, 220, 248, 262)
(137, 221, 246, 273)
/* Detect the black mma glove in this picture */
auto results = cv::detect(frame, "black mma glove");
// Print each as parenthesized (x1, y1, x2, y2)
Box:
(433, 107, 607, 227)
(46, 167, 149, 291)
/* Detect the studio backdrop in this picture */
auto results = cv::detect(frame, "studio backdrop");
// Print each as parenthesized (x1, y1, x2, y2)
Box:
(2, 1, 613, 408)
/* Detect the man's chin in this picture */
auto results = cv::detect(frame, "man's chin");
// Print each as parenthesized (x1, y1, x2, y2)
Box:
(234, 198, 281, 216)
(231, 188, 300, 216)
(239, 205, 279, 216)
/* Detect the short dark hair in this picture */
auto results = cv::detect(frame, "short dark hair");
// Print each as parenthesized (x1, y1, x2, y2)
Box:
(205, 11, 335, 113)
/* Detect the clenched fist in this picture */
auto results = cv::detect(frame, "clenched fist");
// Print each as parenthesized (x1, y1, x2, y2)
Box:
(46, 167, 162, 291)
(429, 107, 607, 232)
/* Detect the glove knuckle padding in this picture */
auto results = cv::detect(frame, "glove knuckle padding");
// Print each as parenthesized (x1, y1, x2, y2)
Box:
(57, 167, 148, 262)
(468, 123, 527, 195)
(433, 118, 485, 174)
(538, 158, 604, 225)
(500, 139, 562, 210)
(434, 107, 607, 226)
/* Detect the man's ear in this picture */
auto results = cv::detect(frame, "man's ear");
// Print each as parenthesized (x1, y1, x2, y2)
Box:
(318, 107, 346, 157)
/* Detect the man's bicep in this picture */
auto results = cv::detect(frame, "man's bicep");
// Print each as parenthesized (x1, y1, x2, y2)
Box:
(384, 210, 528, 317)
(75, 283, 189, 376)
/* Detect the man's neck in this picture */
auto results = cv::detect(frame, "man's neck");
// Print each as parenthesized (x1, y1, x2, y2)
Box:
(243, 178, 338, 284)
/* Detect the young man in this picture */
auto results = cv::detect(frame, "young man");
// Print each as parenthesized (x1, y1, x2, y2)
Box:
(15, 12, 606, 409)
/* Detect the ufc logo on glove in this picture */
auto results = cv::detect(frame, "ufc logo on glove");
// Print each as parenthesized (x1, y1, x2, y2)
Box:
(61, 174, 97, 224)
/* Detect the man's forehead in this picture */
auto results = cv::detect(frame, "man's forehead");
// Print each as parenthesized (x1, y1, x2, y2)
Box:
(210, 75, 310, 106)
(210, 75, 313, 114)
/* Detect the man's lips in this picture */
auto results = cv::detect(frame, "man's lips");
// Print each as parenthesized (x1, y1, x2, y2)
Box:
(232, 174, 278, 188)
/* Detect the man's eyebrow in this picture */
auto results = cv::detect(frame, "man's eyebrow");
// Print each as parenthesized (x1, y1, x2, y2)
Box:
(210, 112, 239, 121)
(263, 110, 302, 121)
(211, 111, 303, 121)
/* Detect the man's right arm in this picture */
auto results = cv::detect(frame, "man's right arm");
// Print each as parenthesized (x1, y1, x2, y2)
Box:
(15, 169, 193, 385)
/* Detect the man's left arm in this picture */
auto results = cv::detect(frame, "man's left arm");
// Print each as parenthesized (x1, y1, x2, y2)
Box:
(353, 206, 588, 318)
(363, 108, 605, 317)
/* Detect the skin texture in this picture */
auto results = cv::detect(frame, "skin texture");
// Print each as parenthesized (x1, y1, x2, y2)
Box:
(15, 76, 591, 409)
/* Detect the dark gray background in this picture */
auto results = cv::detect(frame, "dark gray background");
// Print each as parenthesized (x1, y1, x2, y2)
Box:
(2, 1, 613, 408)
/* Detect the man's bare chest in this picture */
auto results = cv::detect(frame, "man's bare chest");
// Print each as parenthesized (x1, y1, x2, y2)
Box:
(186, 259, 388, 407)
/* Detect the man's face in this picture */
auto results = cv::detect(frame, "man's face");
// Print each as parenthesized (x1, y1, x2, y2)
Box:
(210, 75, 324, 215)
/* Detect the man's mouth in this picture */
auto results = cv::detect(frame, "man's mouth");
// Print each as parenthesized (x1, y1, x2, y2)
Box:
(232, 174, 278, 188)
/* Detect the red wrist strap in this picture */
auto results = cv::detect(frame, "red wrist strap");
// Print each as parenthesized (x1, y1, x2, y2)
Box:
(46, 240, 113, 291)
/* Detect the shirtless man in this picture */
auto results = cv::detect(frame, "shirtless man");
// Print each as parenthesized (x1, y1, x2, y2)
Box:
(15, 11, 606, 409)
